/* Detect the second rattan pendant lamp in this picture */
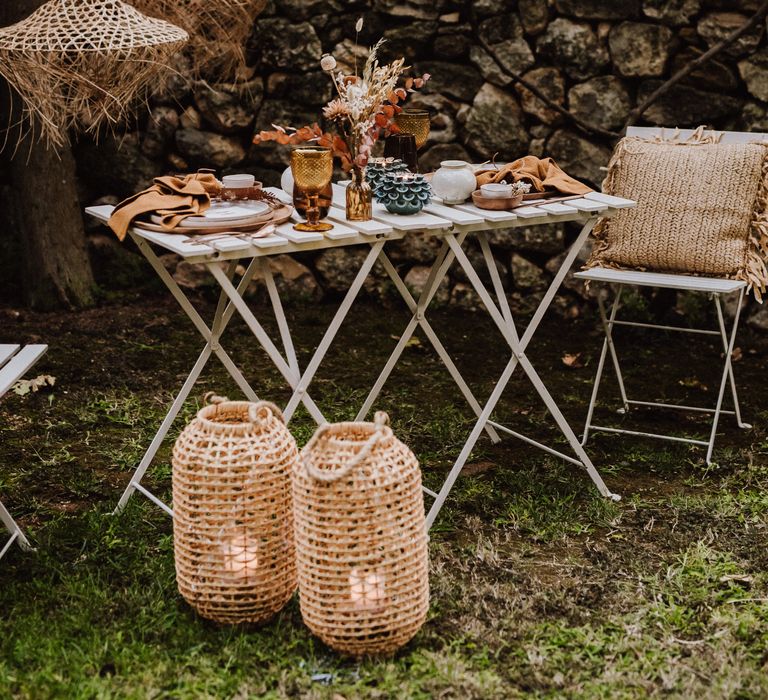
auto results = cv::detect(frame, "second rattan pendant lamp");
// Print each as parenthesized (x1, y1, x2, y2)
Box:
(0, 0, 188, 148)
(131, 0, 267, 79)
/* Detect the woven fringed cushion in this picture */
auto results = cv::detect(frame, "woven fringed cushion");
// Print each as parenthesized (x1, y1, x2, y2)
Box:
(587, 135, 768, 299)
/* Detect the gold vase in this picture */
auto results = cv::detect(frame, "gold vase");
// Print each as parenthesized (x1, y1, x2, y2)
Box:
(346, 165, 372, 221)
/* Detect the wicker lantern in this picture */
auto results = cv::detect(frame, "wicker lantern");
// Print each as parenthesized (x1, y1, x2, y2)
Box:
(131, 0, 267, 79)
(0, 0, 188, 148)
(293, 412, 430, 656)
(172, 396, 298, 625)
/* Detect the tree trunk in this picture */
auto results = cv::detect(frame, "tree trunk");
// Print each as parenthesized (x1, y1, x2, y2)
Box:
(0, 0, 95, 309)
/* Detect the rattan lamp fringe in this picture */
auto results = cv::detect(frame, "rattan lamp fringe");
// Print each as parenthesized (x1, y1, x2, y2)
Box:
(0, 0, 188, 148)
(131, 0, 267, 79)
(172, 396, 298, 625)
(293, 412, 430, 657)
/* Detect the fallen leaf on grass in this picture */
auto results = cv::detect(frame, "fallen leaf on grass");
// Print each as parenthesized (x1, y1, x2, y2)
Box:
(731, 347, 743, 362)
(562, 353, 583, 368)
(461, 460, 497, 477)
(389, 334, 421, 348)
(720, 573, 753, 586)
(12, 374, 56, 396)
(679, 377, 708, 391)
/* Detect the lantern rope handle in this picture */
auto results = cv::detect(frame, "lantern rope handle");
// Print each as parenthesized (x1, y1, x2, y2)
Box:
(204, 392, 228, 405)
(302, 411, 390, 483)
(248, 400, 286, 426)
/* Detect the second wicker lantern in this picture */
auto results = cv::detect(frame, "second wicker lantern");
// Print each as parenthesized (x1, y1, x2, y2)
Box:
(172, 396, 298, 625)
(293, 412, 430, 656)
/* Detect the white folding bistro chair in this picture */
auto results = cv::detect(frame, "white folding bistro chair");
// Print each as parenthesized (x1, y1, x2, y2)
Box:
(575, 126, 761, 464)
(0, 342, 47, 560)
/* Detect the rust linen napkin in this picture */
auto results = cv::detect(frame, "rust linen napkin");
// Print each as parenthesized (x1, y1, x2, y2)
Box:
(475, 156, 592, 195)
(108, 173, 221, 241)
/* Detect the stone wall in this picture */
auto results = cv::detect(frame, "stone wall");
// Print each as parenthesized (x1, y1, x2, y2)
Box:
(78, 0, 768, 328)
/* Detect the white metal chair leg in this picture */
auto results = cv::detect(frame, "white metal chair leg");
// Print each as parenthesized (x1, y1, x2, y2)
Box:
(598, 288, 630, 411)
(0, 499, 32, 558)
(582, 337, 609, 448)
(583, 287, 626, 446)
(714, 293, 751, 430)
(581, 284, 749, 465)
(706, 288, 746, 463)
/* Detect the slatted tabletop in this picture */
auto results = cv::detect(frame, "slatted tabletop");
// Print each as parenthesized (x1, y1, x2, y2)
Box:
(85, 189, 635, 264)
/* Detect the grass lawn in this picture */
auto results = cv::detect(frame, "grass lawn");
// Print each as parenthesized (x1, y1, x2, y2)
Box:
(1, 291, 767, 699)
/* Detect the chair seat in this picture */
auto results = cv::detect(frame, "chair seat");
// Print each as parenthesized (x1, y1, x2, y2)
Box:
(573, 268, 746, 294)
(0, 344, 48, 398)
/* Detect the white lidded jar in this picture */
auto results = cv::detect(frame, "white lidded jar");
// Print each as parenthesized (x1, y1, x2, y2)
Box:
(430, 160, 476, 205)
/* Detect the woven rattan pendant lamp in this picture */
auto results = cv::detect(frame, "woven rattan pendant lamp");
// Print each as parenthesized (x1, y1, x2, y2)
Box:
(0, 0, 188, 147)
(131, 0, 267, 79)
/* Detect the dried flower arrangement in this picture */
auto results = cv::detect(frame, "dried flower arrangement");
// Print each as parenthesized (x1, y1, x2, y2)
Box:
(252, 17, 430, 173)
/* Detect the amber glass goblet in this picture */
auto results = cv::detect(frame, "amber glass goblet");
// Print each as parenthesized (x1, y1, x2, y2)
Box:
(395, 109, 431, 150)
(291, 146, 334, 232)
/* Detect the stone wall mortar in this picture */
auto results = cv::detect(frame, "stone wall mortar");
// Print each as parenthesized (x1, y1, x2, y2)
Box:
(78, 0, 768, 327)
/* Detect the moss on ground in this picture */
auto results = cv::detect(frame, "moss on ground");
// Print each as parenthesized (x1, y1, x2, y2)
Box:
(0, 294, 767, 698)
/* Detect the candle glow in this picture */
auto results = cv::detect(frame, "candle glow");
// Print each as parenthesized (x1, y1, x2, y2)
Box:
(349, 567, 387, 608)
(223, 534, 259, 579)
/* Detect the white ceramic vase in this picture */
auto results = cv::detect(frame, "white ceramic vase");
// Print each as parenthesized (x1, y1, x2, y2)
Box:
(280, 166, 294, 196)
(431, 160, 476, 204)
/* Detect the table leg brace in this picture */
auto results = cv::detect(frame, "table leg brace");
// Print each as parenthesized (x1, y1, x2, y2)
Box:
(283, 241, 386, 423)
(373, 249, 501, 443)
(426, 221, 619, 528)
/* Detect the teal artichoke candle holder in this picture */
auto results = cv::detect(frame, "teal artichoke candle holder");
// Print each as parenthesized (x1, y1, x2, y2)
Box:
(375, 171, 432, 215)
(366, 158, 409, 198)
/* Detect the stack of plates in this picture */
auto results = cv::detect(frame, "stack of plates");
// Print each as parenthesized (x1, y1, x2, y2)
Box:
(149, 201, 272, 229)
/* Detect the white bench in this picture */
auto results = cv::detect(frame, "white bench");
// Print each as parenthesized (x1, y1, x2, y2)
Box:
(0, 343, 47, 560)
(576, 126, 762, 464)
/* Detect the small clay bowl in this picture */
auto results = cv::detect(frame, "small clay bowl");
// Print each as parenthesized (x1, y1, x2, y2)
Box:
(471, 190, 524, 210)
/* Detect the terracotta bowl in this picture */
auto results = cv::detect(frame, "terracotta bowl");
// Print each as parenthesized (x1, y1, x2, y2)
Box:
(471, 190, 524, 210)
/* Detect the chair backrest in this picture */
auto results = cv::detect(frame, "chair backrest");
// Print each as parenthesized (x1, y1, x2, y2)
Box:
(626, 126, 768, 144)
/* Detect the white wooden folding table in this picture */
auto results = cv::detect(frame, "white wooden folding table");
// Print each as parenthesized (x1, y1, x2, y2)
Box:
(86, 187, 634, 527)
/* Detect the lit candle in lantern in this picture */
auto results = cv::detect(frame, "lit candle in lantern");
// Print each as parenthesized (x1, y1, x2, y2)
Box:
(349, 567, 387, 608)
(222, 534, 259, 579)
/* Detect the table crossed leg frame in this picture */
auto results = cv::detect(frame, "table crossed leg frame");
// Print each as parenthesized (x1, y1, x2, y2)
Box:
(581, 284, 749, 464)
(117, 220, 619, 525)
(277, 235, 504, 445)
(114, 236, 331, 516)
(356, 219, 621, 528)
